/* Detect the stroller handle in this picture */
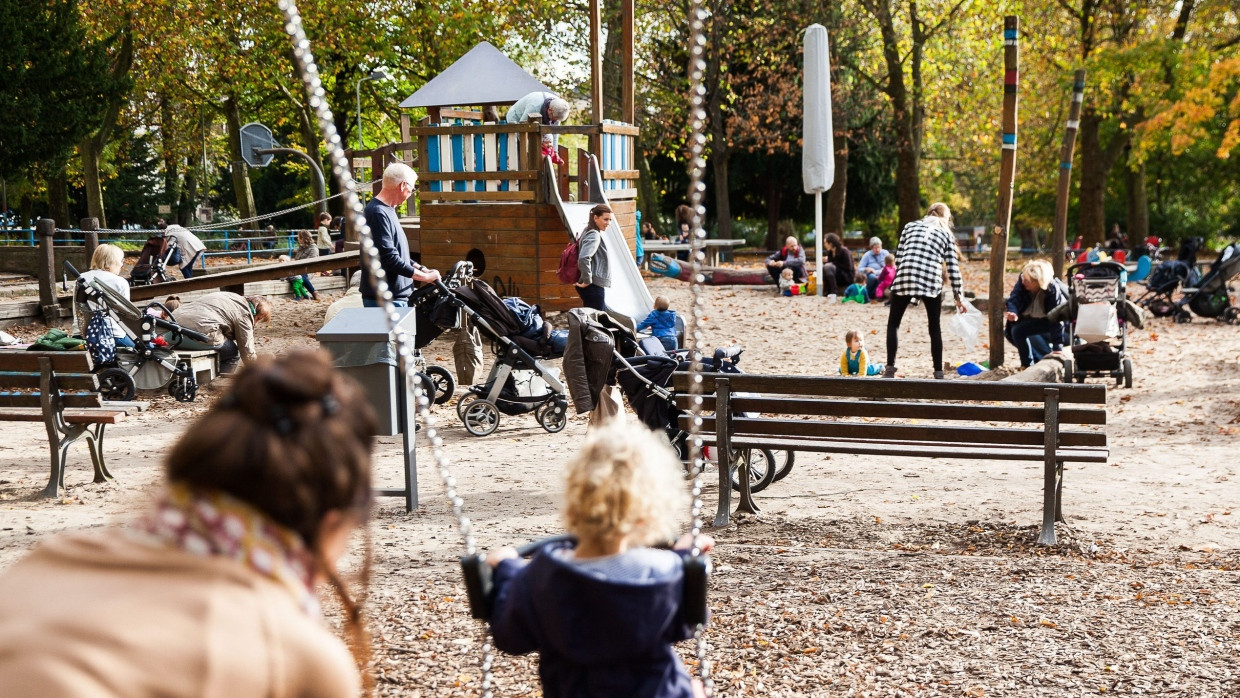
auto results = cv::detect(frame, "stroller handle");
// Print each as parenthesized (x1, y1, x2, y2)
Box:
(1066, 260, 1127, 277)
(149, 317, 211, 344)
(63, 260, 82, 279)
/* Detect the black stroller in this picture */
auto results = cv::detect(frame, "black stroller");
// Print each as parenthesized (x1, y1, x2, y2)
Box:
(1172, 242, 1240, 324)
(1061, 260, 1134, 388)
(604, 317, 790, 493)
(415, 263, 569, 436)
(1136, 236, 1202, 317)
(129, 233, 179, 286)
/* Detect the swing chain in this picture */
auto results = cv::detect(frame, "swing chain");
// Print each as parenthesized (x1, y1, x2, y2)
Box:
(684, 0, 714, 694)
(274, 1, 493, 693)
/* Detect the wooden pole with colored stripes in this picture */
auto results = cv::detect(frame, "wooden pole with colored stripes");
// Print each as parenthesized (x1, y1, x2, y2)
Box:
(989, 16, 1019, 369)
(1052, 69, 1086, 280)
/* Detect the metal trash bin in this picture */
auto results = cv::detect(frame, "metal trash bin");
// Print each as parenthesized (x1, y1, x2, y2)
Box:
(317, 307, 417, 436)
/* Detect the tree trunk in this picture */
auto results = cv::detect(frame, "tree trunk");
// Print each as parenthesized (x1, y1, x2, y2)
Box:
(711, 151, 732, 239)
(825, 137, 848, 235)
(224, 95, 258, 222)
(1076, 107, 1128, 247)
(47, 171, 70, 237)
(79, 138, 106, 229)
(765, 176, 782, 249)
(602, 0, 624, 122)
(180, 168, 197, 226)
(893, 113, 921, 227)
(1126, 158, 1148, 242)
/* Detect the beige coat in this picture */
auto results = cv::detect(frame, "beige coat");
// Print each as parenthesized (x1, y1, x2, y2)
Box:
(174, 292, 259, 363)
(0, 531, 360, 697)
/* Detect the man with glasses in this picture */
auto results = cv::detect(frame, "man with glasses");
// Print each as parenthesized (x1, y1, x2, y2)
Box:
(360, 162, 440, 307)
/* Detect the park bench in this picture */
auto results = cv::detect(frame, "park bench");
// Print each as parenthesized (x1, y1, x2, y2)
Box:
(0, 351, 138, 497)
(673, 374, 1108, 545)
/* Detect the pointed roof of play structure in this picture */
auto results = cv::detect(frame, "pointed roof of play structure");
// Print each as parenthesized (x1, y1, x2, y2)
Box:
(399, 42, 553, 109)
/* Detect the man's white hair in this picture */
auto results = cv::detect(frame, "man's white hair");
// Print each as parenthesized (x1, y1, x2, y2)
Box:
(547, 98, 571, 123)
(382, 162, 417, 189)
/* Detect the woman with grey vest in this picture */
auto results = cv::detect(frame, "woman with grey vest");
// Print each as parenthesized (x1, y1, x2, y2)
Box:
(575, 204, 613, 311)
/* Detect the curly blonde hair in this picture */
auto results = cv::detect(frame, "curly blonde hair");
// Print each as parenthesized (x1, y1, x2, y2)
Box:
(563, 424, 688, 549)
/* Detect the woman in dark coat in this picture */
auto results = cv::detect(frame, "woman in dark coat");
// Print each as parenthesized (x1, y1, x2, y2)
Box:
(820, 232, 856, 295)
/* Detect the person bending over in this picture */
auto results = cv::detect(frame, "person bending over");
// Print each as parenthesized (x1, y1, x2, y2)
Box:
(174, 292, 272, 373)
(1004, 259, 1069, 367)
(487, 423, 714, 698)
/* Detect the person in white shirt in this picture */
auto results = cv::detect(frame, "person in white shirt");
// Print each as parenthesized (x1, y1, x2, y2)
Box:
(163, 225, 207, 279)
(77, 244, 134, 348)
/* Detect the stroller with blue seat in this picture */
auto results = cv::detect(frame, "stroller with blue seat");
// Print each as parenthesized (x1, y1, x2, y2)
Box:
(1136, 237, 1202, 317)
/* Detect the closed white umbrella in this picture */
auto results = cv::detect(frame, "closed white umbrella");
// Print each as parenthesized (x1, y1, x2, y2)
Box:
(802, 24, 834, 295)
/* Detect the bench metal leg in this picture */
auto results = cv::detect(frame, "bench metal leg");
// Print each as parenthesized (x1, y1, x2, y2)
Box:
(1036, 387, 1061, 545)
(713, 457, 732, 527)
(88, 424, 114, 484)
(734, 449, 760, 515)
(1054, 461, 1065, 523)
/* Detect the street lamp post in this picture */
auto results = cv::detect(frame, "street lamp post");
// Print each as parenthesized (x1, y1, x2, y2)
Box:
(355, 68, 389, 153)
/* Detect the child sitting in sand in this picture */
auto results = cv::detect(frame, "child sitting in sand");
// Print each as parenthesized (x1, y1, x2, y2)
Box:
(637, 296, 680, 351)
(839, 328, 883, 376)
(778, 267, 798, 295)
(874, 254, 896, 303)
(842, 271, 869, 303)
(487, 423, 713, 698)
(278, 254, 312, 301)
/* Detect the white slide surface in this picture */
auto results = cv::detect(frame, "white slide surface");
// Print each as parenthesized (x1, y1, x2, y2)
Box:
(548, 157, 653, 322)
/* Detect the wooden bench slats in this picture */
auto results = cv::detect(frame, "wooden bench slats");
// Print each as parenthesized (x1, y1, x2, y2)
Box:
(0, 351, 95, 373)
(673, 395, 1107, 425)
(0, 391, 105, 409)
(0, 407, 127, 425)
(682, 415, 1107, 448)
(0, 372, 99, 391)
(710, 434, 1109, 463)
(672, 373, 1108, 404)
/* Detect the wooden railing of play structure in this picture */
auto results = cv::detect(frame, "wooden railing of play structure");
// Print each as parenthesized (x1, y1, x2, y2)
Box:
(351, 120, 638, 206)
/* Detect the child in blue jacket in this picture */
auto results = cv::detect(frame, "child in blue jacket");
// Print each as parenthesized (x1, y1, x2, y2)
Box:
(487, 423, 713, 698)
(636, 296, 679, 351)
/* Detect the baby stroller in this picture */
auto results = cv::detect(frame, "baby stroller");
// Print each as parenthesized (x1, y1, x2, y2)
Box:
(1061, 260, 1134, 388)
(1136, 236, 1202, 317)
(129, 234, 180, 286)
(67, 261, 213, 402)
(604, 317, 791, 493)
(1172, 242, 1240, 325)
(416, 263, 569, 436)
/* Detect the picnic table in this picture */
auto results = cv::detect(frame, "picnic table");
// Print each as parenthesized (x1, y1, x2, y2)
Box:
(641, 239, 747, 268)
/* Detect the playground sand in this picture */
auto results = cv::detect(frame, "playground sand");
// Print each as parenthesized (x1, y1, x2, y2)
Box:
(1, 260, 1237, 696)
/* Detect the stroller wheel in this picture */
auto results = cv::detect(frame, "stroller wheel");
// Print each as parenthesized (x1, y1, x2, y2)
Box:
(771, 450, 796, 483)
(1123, 357, 1133, 389)
(1174, 309, 1193, 324)
(1224, 307, 1240, 325)
(425, 365, 456, 405)
(1062, 360, 1074, 385)
(97, 367, 136, 402)
(461, 399, 500, 437)
(537, 397, 568, 433)
(456, 392, 480, 421)
(729, 448, 777, 494)
(411, 373, 436, 408)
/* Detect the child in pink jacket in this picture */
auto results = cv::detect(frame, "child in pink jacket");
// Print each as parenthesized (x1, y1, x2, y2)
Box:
(875, 253, 896, 302)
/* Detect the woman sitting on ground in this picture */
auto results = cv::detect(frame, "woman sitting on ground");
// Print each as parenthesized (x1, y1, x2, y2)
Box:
(0, 350, 377, 696)
(1004, 259, 1069, 367)
(857, 237, 887, 298)
(819, 232, 857, 296)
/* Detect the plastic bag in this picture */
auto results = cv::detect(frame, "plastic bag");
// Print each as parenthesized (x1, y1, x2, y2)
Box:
(948, 299, 982, 351)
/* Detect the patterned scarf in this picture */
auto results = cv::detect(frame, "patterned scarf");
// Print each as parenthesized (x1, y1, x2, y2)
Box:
(132, 483, 319, 616)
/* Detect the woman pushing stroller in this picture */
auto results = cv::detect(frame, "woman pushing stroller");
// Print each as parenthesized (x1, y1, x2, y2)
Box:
(1004, 259, 1069, 368)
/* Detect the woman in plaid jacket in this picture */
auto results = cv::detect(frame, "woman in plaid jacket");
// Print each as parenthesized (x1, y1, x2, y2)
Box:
(884, 203, 967, 379)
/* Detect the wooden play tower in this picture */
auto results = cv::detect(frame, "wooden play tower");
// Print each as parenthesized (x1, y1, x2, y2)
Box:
(355, 1, 641, 313)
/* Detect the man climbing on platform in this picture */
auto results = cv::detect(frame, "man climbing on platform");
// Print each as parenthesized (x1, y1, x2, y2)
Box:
(360, 163, 440, 308)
